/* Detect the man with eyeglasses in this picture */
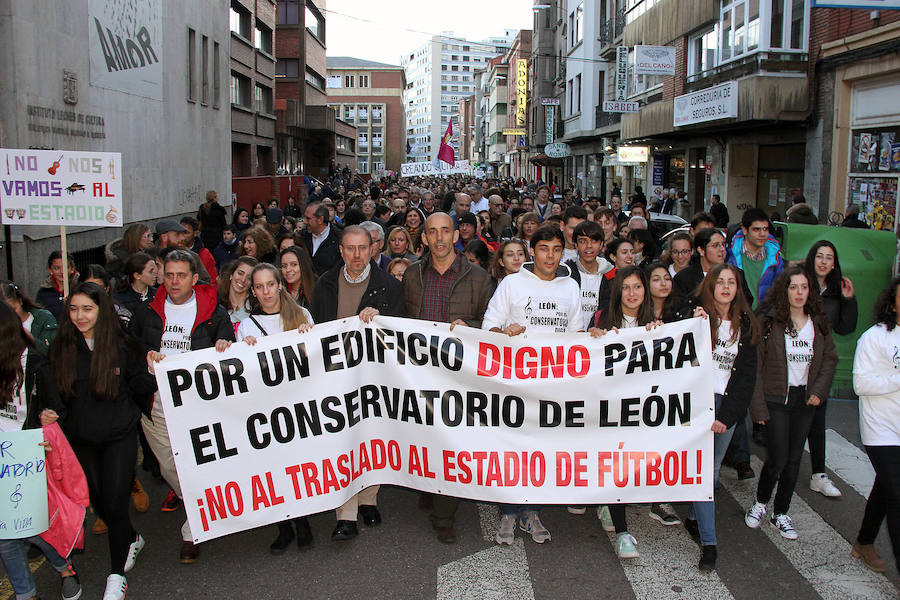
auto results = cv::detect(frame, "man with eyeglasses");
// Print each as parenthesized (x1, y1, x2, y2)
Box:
(487, 194, 513, 240)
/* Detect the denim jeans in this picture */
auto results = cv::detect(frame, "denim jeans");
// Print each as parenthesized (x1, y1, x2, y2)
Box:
(688, 394, 735, 546)
(500, 504, 541, 516)
(0, 535, 69, 600)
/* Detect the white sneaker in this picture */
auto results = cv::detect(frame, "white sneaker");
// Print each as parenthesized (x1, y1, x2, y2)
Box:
(597, 505, 615, 532)
(124, 533, 145, 572)
(518, 510, 551, 543)
(770, 513, 798, 540)
(616, 533, 639, 559)
(567, 506, 586, 515)
(810, 473, 842, 498)
(102, 574, 127, 600)
(495, 514, 516, 545)
(745, 501, 767, 529)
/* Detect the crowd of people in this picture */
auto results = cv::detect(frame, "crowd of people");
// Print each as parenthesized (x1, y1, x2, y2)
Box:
(1, 173, 898, 600)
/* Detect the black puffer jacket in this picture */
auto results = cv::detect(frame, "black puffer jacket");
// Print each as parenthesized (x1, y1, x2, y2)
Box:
(16, 351, 66, 430)
(311, 259, 405, 322)
(56, 336, 156, 443)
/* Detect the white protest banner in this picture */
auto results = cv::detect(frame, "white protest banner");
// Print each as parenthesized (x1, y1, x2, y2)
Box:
(674, 81, 738, 127)
(400, 160, 470, 178)
(634, 45, 676, 76)
(0, 149, 123, 227)
(155, 316, 714, 543)
(0, 430, 49, 538)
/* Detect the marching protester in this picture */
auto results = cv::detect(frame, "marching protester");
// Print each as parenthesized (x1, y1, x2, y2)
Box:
(664, 232, 693, 277)
(588, 266, 664, 559)
(232, 263, 315, 554)
(672, 228, 728, 309)
(726, 208, 784, 309)
(745, 266, 838, 540)
(597, 237, 635, 313)
(278, 246, 317, 309)
(482, 225, 583, 545)
(113, 253, 157, 316)
(803, 241, 858, 498)
(301, 202, 342, 275)
(404, 213, 494, 544)
(310, 225, 405, 542)
(131, 249, 235, 564)
(217, 256, 259, 330)
(36, 251, 79, 320)
(491, 238, 529, 282)
(645, 262, 680, 323)
(51, 282, 157, 599)
(566, 221, 613, 327)
(1, 280, 57, 355)
(851, 276, 900, 574)
(686, 264, 759, 572)
(384, 226, 418, 262)
(240, 225, 277, 265)
(212, 224, 242, 270)
(561, 205, 588, 264)
(196, 190, 227, 251)
(0, 301, 84, 600)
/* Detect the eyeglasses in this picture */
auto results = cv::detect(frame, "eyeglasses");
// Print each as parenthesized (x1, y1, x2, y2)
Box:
(671, 249, 692, 256)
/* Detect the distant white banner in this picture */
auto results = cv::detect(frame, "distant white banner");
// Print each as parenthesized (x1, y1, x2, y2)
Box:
(400, 160, 471, 178)
(89, 0, 163, 100)
(812, 0, 900, 7)
(673, 82, 738, 127)
(634, 46, 676, 76)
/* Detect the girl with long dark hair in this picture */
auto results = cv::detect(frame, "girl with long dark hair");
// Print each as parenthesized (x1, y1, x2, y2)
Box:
(0, 302, 82, 600)
(114, 252, 157, 315)
(686, 264, 759, 571)
(801, 240, 858, 498)
(588, 266, 674, 559)
(217, 256, 259, 331)
(50, 282, 157, 600)
(850, 276, 900, 574)
(278, 246, 317, 309)
(644, 263, 679, 322)
(0, 279, 57, 355)
(744, 266, 838, 540)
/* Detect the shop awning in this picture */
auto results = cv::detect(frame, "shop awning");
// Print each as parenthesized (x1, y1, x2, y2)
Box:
(529, 153, 564, 166)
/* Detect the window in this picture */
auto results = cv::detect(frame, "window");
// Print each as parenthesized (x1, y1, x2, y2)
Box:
(359, 107, 368, 122)
(689, 26, 718, 76)
(344, 75, 355, 88)
(187, 28, 196, 101)
(201, 35, 209, 104)
(574, 3, 584, 46)
(343, 106, 354, 120)
(628, 50, 663, 96)
(255, 84, 273, 114)
(306, 2, 325, 42)
(230, 72, 251, 107)
(358, 158, 368, 174)
(305, 67, 325, 91)
(358, 132, 368, 149)
(255, 22, 272, 54)
(230, 4, 250, 38)
(277, 0, 300, 24)
(575, 74, 582, 113)
(213, 42, 220, 107)
(372, 132, 383, 148)
(567, 79, 573, 115)
(358, 74, 369, 87)
(275, 59, 300, 78)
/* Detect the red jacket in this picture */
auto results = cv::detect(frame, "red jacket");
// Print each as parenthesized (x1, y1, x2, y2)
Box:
(197, 247, 218, 285)
(40, 424, 89, 558)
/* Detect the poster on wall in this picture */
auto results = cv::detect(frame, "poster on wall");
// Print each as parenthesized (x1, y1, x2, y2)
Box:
(89, 0, 163, 100)
(849, 177, 897, 232)
(852, 129, 899, 173)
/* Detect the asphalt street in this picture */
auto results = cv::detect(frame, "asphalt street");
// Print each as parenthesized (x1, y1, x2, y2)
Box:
(7, 399, 899, 600)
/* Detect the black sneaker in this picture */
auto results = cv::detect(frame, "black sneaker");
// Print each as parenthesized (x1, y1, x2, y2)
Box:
(269, 522, 294, 555)
(295, 517, 313, 551)
(736, 462, 755, 480)
(684, 518, 700, 540)
(161, 489, 181, 512)
(61, 569, 82, 600)
(699, 545, 717, 572)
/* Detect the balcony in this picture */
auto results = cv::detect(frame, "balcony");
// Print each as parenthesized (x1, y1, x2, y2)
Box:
(305, 105, 336, 133)
(595, 107, 622, 129)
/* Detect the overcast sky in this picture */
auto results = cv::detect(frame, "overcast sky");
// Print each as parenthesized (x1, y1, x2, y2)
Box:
(323, 0, 536, 66)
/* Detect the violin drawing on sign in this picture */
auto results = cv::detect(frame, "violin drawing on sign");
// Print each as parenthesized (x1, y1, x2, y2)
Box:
(47, 155, 63, 175)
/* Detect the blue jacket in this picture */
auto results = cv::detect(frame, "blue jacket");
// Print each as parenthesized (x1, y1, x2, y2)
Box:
(727, 230, 784, 306)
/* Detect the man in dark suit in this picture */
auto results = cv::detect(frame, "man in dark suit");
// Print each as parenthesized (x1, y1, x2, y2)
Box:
(301, 201, 341, 275)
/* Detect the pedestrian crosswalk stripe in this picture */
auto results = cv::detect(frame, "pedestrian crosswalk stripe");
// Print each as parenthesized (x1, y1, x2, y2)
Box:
(602, 505, 735, 600)
(477, 502, 500, 542)
(437, 538, 535, 600)
(820, 429, 876, 498)
(719, 456, 895, 600)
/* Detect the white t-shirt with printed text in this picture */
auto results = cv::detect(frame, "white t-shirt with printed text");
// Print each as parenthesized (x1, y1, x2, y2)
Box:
(712, 320, 738, 395)
(786, 317, 814, 387)
(153, 293, 198, 418)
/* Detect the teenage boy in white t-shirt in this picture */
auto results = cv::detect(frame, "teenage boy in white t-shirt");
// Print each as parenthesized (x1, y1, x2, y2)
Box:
(482, 225, 584, 546)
